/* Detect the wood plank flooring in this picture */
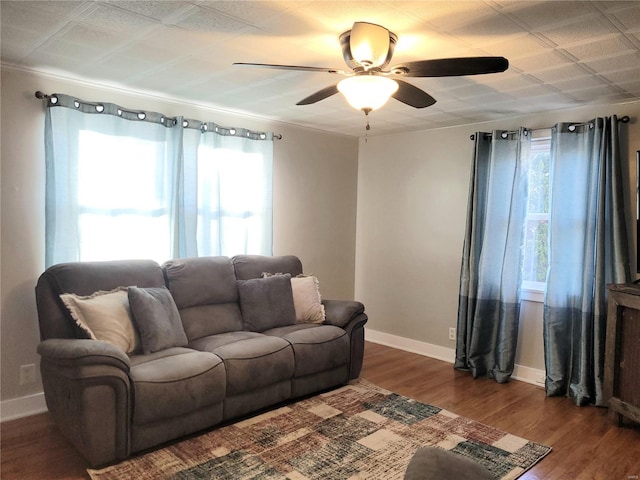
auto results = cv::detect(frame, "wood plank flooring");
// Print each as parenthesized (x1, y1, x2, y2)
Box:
(2, 341, 639, 479)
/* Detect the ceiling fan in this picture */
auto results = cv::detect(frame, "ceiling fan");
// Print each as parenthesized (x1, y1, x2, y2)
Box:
(234, 22, 509, 122)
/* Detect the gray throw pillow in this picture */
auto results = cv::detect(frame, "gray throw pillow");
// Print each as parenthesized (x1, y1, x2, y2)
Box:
(237, 274, 296, 332)
(128, 287, 188, 354)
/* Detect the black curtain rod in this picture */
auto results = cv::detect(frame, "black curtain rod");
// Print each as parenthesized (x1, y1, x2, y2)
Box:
(469, 115, 631, 141)
(34, 91, 283, 140)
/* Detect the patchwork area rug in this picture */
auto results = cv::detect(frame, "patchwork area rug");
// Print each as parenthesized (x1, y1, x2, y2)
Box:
(88, 381, 551, 480)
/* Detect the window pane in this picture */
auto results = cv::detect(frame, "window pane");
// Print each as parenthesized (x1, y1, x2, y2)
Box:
(522, 135, 550, 286)
(77, 130, 171, 262)
(196, 145, 267, 257)
(527, 151, 549, 214)
(523, 217, 549, 283)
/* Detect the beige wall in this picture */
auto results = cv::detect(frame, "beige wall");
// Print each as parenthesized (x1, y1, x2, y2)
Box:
(355, 100, 640, 372)
(0, 66, 359, 406)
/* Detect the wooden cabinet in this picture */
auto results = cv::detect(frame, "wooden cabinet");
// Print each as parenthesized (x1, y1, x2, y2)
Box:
(604, 284, 640, 426)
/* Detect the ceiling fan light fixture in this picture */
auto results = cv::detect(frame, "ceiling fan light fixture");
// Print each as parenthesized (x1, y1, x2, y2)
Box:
(350, 22, 391, 67)
(337, 75, 399, 111)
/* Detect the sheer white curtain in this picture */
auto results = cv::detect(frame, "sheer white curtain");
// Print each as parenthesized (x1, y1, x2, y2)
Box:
(193, 124, 273, 257)
(44, 94, 273, 266)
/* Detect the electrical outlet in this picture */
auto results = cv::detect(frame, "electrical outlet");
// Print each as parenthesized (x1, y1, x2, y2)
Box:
(448, 327, 456, 341)
(20, 364, 36, 385)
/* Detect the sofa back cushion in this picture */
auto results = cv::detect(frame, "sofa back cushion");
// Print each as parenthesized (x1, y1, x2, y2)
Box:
(36, 259, 165, 340)
(232, 255, 303, 280)
(163, 256, 243, 340)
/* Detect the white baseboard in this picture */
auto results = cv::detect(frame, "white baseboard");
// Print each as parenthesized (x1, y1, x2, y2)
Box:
(365, 329, 545, 388)
(1, 392, 47, 422)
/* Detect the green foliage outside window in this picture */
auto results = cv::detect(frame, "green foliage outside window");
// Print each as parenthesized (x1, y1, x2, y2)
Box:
(523, 146, 550, 285)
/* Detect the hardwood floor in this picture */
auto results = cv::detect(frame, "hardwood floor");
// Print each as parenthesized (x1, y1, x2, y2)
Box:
(2, 342, 639, 479)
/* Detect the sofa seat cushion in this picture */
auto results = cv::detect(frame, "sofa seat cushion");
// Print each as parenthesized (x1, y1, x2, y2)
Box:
(189, 331, 263, 352)
(212, 336, 294, 396)
(264, 325, 350, 377)
(129, 347, 226, 425)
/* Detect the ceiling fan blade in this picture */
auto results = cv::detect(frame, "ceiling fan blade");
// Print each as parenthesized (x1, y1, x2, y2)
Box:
(233, 62, 344, 74)
(392, 80, 436, 108)
(297, 84, 340, 105)
(392, 57, 508, 77)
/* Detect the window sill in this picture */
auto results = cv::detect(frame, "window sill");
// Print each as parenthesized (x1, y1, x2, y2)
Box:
(521, 286, 545, 303)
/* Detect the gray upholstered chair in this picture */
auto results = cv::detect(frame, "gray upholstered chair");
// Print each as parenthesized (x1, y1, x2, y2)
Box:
(404, 447, 494, 480)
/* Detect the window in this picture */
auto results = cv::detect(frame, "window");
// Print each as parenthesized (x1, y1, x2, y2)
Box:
(44, 94, 273, 267)
(522, 129, 551, 300)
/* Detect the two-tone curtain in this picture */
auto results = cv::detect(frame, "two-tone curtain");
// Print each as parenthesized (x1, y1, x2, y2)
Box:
(544, 116, 630, 406)
(44, 93, 273, 267)
(455, 129, 530, 382)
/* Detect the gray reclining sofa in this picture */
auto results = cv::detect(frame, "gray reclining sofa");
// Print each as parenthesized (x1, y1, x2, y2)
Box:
(35, 255, 367, 467)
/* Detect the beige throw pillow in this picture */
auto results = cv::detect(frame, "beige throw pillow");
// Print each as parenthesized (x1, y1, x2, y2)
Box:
(290, 275, 325, 324)
(60, 287, 140, 354)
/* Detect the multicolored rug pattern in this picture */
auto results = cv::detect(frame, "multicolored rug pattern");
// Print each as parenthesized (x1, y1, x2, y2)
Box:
(88, 381, 551, 480)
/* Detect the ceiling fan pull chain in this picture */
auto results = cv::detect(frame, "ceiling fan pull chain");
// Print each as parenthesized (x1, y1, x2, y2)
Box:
(363, 108, 371, 142)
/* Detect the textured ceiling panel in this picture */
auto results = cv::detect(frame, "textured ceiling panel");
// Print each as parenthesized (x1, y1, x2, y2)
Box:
(1, 0, 639, 137)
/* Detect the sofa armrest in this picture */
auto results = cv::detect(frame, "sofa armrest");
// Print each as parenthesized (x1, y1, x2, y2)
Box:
(38, 339, 132, 466)
(322, 300, 367, 380)
(38, 339, 131, 371)
(322, 299, 365, 328)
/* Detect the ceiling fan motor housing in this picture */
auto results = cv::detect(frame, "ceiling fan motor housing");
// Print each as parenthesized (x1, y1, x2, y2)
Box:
(339, 22, 398, 71)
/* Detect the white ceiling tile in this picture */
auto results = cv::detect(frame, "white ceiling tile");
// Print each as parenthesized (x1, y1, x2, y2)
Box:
(608, 4, 640, 32)
(474, 71, 542, 91)
(506, 1, 596, 30)
(551, 74, 609, 92)
(528, 63, 593, 83)
(450, 12, 524, 46)
(474, 33, 551, 58)
(13, 1, 87, 17)
(0, 1, 69, 36)
(203, 1, 290, 27)
(136, 25, 215, 56)
(402, 1, 498, 30)
(58, 22, 126, 49)
(508, 50, 573, 73)
(104, 1, 194, 23)
(30, 36, 101, 60)
(442, 82, 499, 100)
(77, 3, 160, 33)
(176, 5, 254, 33)
(594, 1, 640, 13)
(506, 83, 566, 99)
(601, 66, 640, 85)
(539, 15, 619, 46)
(583, 51, 640, 73)
(297, 2, 412, 33)
(618, 79, 640, 95)
(0, 25, 48, 61)
(561, 34, 636, 61)
(516, 92, 579, 108)
(566, 84, 631, 102)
